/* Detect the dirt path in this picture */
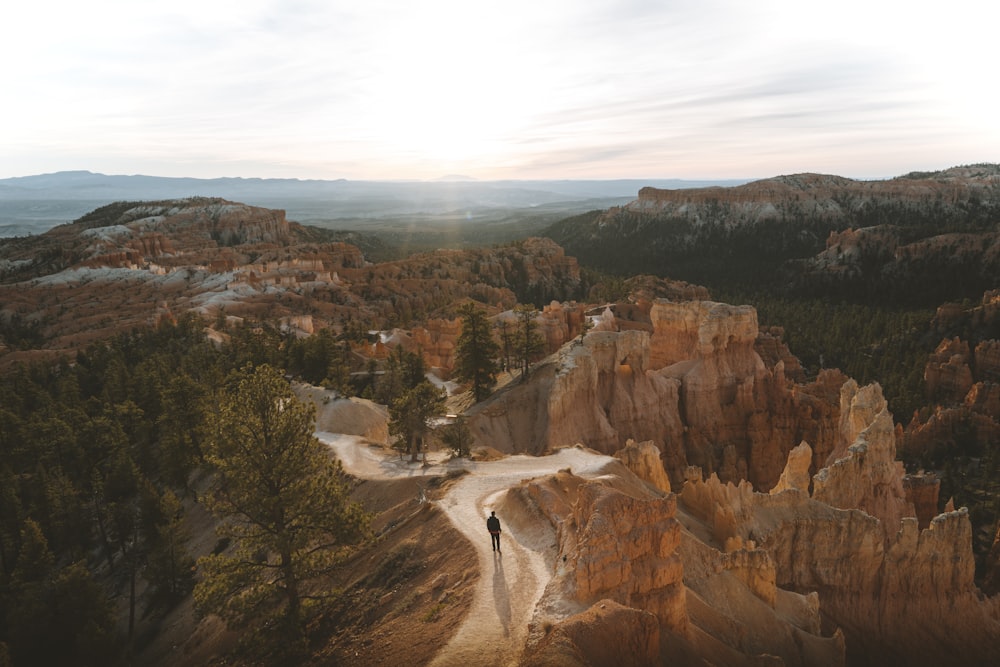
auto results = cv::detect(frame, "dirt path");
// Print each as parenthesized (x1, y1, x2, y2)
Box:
(317, 433, 614, 666)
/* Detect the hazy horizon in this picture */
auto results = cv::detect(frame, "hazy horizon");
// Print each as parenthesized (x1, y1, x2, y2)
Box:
(3, 1, 998, 182)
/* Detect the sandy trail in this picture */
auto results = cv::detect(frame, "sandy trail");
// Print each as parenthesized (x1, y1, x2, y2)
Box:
(317, 433, 615, 667)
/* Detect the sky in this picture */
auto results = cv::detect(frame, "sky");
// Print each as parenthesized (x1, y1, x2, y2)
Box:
(2, 0, 998, 181)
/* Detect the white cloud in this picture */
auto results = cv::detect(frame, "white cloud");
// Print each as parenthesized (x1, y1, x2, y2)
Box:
(1, 0, 997, 180)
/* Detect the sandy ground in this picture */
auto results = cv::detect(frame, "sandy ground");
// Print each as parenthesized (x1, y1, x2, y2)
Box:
(318, 433, 616, 667)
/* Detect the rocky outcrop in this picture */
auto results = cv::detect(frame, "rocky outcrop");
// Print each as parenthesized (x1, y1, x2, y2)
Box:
(470, 300, 845, 493)
(292, 386, 389, 443)
(517, 468, 844, 666)
(770, 441, 812, 494)
(614, 440, 671, 493)
(0, 199, 591, 369)
(629, 167, 1000, 219)
(983, 524, 1000, 596)
(975, 339, 1000, 380)
(756, 326, 806, 384)
(678, 519, 846, 667)
(567, 484, 687, 635)
(902, 472, 941, 529)
(469, 328, 685, 457)
(925, 337, 974, 402)
(600, 274, 710, 305)
(813, 380, 912, 538)
(679, 380, 1000, 667)
(410, 318, 461, 372)
(683, 470, 1000, 666)
(521, 600, 661, 667)
(902, 405, 1000, 461)
(965, 380, 1000, 416)
(508, 472, 686, 637)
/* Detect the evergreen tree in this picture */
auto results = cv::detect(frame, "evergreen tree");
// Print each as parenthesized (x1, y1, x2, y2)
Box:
(2, 520, 117, 666)
(514, 304, 546, 379)
(454, 303, 500, 403)
(195, 364, 369, 648)
(496, 319, 514, 374)
(440, 416, 474, 458)
(143, 489, 195, 608)
(389, 381, 446, 462)
(324, 341, 353, 396)
(158, 373, 209, 488)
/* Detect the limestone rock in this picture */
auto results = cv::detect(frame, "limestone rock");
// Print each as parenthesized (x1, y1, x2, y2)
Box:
(678, 389, 1000, 667)
(614, 440, 671, 493)
(965, 380, 1000, 417)
(469, 329, 684, 456)
(771, 441, 812, 494)
(469, 299, 846, 493)
(293, 385, 389, 443)
(522, 600, 660, 667)
(813, 381, 913, 538)
(902, 472, 940, 529)
(924, 337, 974, 402)
(974, 339, 1000, 382)
(410, 317, 462, 373)
(755, 326, 806, 383)
(647, 299, 761, 369)
(902, 405, 1000, 461)
(568, 483, 688, 635)
(982, 523, 1000, 596)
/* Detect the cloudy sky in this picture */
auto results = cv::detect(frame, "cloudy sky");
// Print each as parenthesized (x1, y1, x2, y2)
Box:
(2, 0, 997, 181)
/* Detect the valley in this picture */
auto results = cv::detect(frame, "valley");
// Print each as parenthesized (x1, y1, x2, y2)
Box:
(0, 166, 998, 666)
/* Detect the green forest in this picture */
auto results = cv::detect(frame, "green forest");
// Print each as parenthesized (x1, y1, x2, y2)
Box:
(0, 315, 390, 665)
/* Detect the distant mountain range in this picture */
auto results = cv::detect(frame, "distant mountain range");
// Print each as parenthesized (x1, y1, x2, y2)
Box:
(0, 171, 748, 237)
(543, 164, 1000, 306)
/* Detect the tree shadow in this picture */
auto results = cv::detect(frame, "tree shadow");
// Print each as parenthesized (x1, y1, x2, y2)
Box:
(492, 553, 511, 636)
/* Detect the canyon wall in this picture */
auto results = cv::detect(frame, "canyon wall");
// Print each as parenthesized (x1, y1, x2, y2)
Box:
(628, 168, 1000, 218)
(679, 380, 1000, 666)
(469, 300, 844, 492)
(514, 467, 845, 666)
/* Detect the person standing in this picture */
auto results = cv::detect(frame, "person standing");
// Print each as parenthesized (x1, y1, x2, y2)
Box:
(487, 510, 502, 553)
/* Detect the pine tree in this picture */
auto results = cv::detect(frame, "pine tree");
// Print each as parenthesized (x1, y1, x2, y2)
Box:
(514, 304, 546, 379)
(496, 320, 514, 374)
(440, 416, 474, 458)
(3, 520, 117, 666)
(454, 303, 500, 403)
(194, 364, 369, 647)
(143, 488, 195, 608)
(389, 381, 446, 462)
(158, 373, 209, 487)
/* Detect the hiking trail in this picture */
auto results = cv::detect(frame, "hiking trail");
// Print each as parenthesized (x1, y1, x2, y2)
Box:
(319, 433, 615, 667)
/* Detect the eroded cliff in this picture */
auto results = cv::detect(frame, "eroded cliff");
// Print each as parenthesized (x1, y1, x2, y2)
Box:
(474, 298, 999, 665)
(469, 299, 843, 492)
(679, 380, 1000, 666)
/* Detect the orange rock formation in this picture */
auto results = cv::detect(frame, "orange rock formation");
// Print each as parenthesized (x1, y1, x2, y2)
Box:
(469, 300, 843, 492)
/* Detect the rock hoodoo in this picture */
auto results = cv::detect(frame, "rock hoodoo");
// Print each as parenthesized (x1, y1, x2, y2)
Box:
(678, 381, 1000, 666)
(475, 299, 1000, 665)
(469, 299, 843, 492)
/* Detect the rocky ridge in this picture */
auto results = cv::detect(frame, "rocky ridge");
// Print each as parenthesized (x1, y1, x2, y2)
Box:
(0, 199, 583, 368)
(469, 299, 843, 492)
(628, 166, 1000, 219)
(543, 164, 1000, 306)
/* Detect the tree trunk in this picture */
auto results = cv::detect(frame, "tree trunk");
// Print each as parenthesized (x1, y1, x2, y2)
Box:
(410, 434, 420, 463)
(128, 554, 136, 642)
(91, 493, 116, 573)
(281, 548, 301, 630)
